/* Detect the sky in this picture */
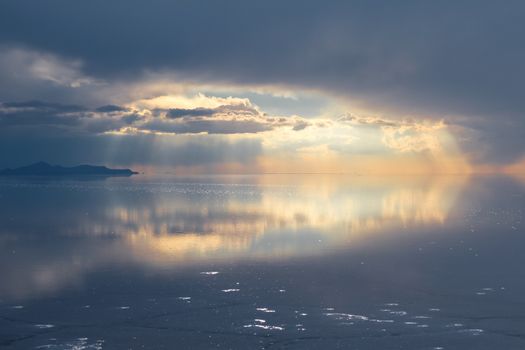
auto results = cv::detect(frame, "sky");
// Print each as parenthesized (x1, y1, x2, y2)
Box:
(0, 0, 524, 174)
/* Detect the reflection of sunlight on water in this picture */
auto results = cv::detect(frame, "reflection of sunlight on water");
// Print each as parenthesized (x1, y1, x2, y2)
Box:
(381, 185, 449, 225)
(0, 175, 468, 299)
(107, 175, 468, 265)
(128, 232, 249, 258)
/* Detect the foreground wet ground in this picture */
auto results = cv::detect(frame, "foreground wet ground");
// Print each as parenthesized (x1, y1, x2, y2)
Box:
(0, 175, 524, 349)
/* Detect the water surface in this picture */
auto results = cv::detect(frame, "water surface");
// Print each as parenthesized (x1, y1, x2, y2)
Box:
(1, 174, 524, 349)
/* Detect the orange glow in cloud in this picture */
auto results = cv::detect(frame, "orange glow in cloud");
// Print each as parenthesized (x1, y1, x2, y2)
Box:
(97, 88, 496, 175)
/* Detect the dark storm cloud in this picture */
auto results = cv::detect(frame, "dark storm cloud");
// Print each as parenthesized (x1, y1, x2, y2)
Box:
(148, 103, 302, 134)
(292, 120, 310, 131)
(2, 100, 86, 112)
(1, 0, 525, 163)
(95, 105, 128, 113)
(121, 113, 142, 125)
(452, 117, 525, 164)
(0, 101, 85, 128)
(1, 0, 522, 112)
(0, 100, 127, 132)
(143, 119, 273, 134)
(0, 99, 308, 138)
(163, 104, 262, 119)
(149, 102, 280, 133)
(0, 111, 81, 128)
(166, 108, 216, 119)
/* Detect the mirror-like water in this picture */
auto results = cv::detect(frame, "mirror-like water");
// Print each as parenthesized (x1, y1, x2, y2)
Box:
(1, 174, 524, 349)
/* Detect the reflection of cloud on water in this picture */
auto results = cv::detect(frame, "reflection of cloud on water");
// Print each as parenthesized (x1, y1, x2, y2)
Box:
(0, 241, 116, 300)
(0, 175, 467, 300)
(117, 176, 467, 265)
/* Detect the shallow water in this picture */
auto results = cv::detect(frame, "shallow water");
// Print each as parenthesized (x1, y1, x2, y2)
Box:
(1, 174, 524, 349)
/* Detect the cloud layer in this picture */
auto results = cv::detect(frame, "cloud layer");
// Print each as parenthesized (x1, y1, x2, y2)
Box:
(0, 1, 524, 168)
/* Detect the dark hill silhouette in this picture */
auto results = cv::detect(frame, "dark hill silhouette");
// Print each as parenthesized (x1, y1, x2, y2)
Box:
(0, 162, 137, 176)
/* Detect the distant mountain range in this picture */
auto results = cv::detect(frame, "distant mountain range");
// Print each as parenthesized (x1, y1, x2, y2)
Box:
(0, 162, 138, 176)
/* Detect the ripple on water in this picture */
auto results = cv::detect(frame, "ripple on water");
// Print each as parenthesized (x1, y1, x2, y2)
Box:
(243, 324, 284, 331)
(36, 338, 104, 350)
(459, 328, 484, 336)
(324, 313, 369, 321)
(446, 323, 464, 328)
(256, 307, 275, 313)
(388, 311, 408, 316)
(369, 319, 394, 323)
(35, 324, 55, 329)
